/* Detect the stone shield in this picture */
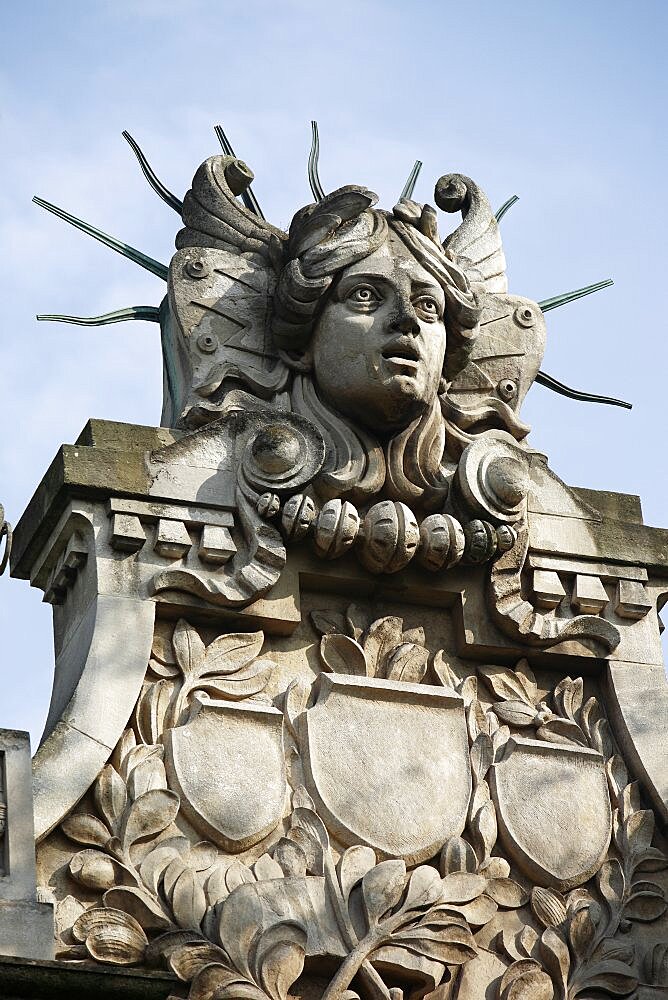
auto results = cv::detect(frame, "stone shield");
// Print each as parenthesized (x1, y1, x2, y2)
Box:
(164, 693, 286, 852)
(302, 673, 471, 865)
(491, 736, 612, 891)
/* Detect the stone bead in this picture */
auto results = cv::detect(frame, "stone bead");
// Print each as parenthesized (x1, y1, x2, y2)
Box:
(357, 501, 419, 574)
(281, 494, 317, 541)
(257, 493, 280, 519)
(463, 519, 497, 564)
(312, 500, 360, 559)
(417, 513, 465, 572)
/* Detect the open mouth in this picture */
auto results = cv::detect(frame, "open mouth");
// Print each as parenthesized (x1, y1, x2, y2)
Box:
(381, 340, 421, 369)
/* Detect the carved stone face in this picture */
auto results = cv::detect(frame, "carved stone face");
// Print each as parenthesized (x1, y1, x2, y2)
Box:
(311, 231, 447, 434)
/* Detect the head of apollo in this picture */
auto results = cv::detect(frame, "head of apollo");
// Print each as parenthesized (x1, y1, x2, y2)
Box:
(169, 157, 538, 513)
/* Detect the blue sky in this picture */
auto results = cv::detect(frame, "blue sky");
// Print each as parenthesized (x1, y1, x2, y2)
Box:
(1, 0, 666, 745)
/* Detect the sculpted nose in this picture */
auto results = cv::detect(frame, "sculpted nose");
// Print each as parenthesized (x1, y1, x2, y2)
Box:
(389, 300, 420, 336)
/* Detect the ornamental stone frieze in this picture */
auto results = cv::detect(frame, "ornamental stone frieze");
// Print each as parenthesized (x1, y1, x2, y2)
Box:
(0, 127, 666, 999)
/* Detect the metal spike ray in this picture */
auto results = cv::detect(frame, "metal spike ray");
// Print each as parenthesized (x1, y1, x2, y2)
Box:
(32, 196, 168, 280)
(308, 120, 326, 202)
(37, 306, 160, 327)
(536, 370, 631, 410)
(495, 194, 519, 222)
(213, 125, 265, 220)
(122, 131, 183, 214)
(400, 160, 423, 201)
(538, 279, 613, 313)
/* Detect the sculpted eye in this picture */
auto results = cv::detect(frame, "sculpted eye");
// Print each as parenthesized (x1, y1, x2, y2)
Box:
(414, 295, 441, 320)
(348, 284, 380, 305)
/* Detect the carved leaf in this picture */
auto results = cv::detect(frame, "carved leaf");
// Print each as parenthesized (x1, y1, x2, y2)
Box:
(568, 905, 596, 961)
(283, 678, 310, 740)
(624, 890, 667, 922)
(620, 781, 641, 821)
(478, 666, 534, 705)
(172, 619, 206, 679)
(536, 717, 588, 747)
(69, 849, 136, 892)
(469, 776, 491, 819)
(459, 675, 478, 707)
(113, 728, 137, 780)
(95, 766, 127, 833)
(204, 866, 229, 908)
(440, 872, 486, 904)
(102, 887, 173, 931)
(137, 679, 172, 746)
(362, 617, 403, 675)
(285, 828, 322, 876)
(499, 960, 554, 1000)
(337, 846, 376, 904)
(635, 847, 668, 873)
(445, 894, 498, 926)
(467, 699, 488, 742)
(624, 809, 655, 852)
(492, 725, 511, 757)
(479, 857, 510, 879)
(485, 878, 528, 908)
(402, 865, 444, 911)
(224, 860, 255, 893)
(193, 660, 272, 700)
(139, 838, 188, 894)
(345, 605, 366, 641)
(494, 700, 538, 727)
(383, 643, 429, 683)
(128, 757, 168, 799)
(121, 789, 180, 852)
(168, 941, 230, 981)
(172, 869, 207, 930)
(597, 859, 625, 908)
(578, 960, 638, 995)
(203, 632, 265, 676)
(592, 717, 614, 758)
(531, 887, 567, 928)
(440, 837, 478, 876)
(255, 922, 307, 1000)
(470, 799, 497, 863)
(470, 733, 493, 782)
(514, 659, 537, 700)
(518, 925, 540, 960)
(62, 813, 111, 848)
(539, 927, 570, 991)
(361, 859, 407, 926)
(402, 626, 425, 645)
(606, 755, 628, 803)
(275, 839, 308, 878)
(579, 696, 602, 743)
(189, 966, 255, 1000)
(320, 634, 369, 676)
(252, 854, 284, 881)
(152, 630, 177, 666)
(81, 911, 148, 966)
(432, 650, 460, 692)
(389, 924, 477, 965)
(147, 657, 180, 679)
(310, 611, 346, 636)
(189, 842, 217, 872)
(553, 676, 583, 721)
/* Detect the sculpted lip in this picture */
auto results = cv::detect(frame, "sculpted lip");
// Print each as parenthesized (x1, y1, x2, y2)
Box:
(381, 338, 421, 369)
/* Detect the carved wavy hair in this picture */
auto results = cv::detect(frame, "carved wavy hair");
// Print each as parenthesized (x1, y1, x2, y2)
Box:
(272, 187, 482, 510)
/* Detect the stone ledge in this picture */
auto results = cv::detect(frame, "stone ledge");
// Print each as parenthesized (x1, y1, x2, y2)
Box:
(0, 954, 179, 999)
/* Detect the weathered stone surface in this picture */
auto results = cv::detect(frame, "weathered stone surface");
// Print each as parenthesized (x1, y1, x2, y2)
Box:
(3, 147, 668, 1000)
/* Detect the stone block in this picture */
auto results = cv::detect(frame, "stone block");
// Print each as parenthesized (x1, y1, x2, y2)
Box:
(198, 523, 237, 564)
(154, 518, 191, 558)
(532, 568, 566, 609)
(614, 579, 653, 619)
(571, 574, 608, 614)
(110, 513, 145, 552)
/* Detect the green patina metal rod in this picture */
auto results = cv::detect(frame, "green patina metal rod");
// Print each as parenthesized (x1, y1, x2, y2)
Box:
(308, 120, 326, 202)
(36, 306, 160, 326)
(400, 160, 423, 200)
(122, 131, 183, 215)
(538, 278, 613, 312)
(536, 370, 631, 409)
(32, 196, 168, 280)
(495, 194, 519, 222)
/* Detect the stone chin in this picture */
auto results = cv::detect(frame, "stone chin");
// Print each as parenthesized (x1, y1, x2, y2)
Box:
(316, 364, 439, 435)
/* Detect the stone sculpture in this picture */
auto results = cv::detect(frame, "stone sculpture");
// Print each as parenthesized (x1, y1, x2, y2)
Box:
(0, 126, 666, 999)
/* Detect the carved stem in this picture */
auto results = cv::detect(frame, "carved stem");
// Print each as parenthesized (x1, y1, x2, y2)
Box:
(321, 932, 384, 1000)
